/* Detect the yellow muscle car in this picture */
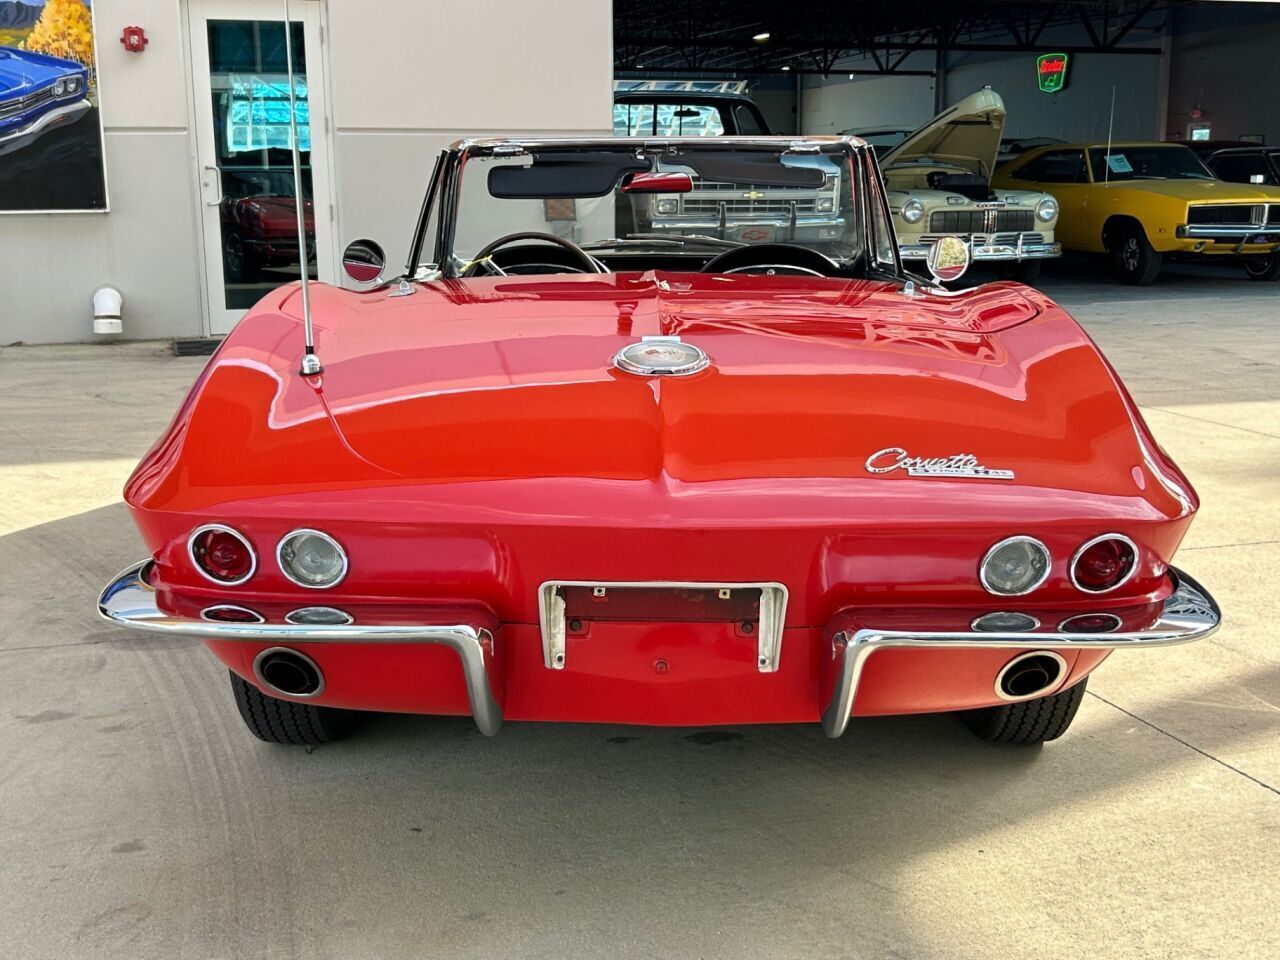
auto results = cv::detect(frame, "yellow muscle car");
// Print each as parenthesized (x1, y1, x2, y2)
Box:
(993, 142, 1280, 283)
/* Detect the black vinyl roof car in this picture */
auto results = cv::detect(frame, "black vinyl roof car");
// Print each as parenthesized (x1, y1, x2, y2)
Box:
(1203, 146, 1280, 187)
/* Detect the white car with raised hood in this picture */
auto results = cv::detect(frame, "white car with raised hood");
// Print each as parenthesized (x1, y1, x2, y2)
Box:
(881, 87, 1061, 283)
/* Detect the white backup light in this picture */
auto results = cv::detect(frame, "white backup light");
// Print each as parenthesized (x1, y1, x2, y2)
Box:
(277, 529, 348, 589)
(980, 536, 1052, 596)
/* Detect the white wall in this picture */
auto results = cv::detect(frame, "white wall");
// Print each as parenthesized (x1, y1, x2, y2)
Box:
(800, 73, 936, 136)
(1, 0, 613, 345)
(1, 0, 204, 345)
(943, 50, 1162, 142)
(327, 0, 613, 273)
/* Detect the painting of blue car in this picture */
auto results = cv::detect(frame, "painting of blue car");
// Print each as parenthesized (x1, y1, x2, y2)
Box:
(0, 0, 107, 212)
(0, 46, 91, 157)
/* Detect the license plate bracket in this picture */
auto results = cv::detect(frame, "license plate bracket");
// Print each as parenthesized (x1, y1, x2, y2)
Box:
(538, 580, 788, 674)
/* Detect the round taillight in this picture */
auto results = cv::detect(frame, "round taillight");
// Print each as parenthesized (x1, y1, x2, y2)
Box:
(277, 529, 348, 589)
(188, 524, 256, 585)
(200, 604, 265, 624)
(1060, 613, 1122, 634)
(980, 536, 1052, 596)
(1071, 535, 1138, 593)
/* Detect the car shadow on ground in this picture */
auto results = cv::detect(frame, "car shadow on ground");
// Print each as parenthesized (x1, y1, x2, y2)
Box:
(4, 503, 1277, 954)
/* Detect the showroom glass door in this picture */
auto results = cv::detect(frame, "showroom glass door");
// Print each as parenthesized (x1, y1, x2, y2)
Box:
(188, 0, 335, 336)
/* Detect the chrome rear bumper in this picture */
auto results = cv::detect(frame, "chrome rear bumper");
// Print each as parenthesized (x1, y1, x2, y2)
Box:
(820, 569, 1220, 738)
(100, 562, 1218, 741)
(98, 561, 504, 736)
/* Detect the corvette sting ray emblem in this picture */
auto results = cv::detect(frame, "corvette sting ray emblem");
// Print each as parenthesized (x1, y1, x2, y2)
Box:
(865, 447, 1016, 480)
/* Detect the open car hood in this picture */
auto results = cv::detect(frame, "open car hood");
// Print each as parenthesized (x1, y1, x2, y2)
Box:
(881, 88, 1006, 178)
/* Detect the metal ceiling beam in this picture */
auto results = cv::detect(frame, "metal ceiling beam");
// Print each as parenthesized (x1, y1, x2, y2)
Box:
(614, 37, 1164, 56)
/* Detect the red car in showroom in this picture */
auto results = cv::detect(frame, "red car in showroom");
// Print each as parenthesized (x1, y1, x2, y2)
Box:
(99, 135, 1219, 747)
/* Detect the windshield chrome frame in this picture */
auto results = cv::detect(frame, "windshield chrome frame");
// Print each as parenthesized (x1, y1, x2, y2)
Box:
(409, 136, 891, 280)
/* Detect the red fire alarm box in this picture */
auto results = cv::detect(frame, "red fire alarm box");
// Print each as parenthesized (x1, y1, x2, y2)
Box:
(120, 26, 148, 53)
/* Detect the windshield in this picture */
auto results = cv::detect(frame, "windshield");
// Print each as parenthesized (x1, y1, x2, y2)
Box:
(1087, 146, 1215, 181)
(448, 143, 863, 272)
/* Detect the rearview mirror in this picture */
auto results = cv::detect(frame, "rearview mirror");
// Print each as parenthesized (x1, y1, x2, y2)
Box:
(926, 235, 971, 284)
(621, 171, 694, 194)
(343, 239, 386, 285)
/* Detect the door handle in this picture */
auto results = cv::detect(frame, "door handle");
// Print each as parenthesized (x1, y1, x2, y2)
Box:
(203, 165, 223, 207)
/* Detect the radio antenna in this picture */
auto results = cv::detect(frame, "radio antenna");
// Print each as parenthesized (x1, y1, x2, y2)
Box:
(282, 0, 320, 375)
(1103, 85, 1116, 186)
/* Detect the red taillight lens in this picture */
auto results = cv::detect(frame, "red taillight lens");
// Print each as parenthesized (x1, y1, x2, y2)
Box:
(189, 526, 255, 584)
(1071, 536, 1137, 593)
(201, 605, 264, 623)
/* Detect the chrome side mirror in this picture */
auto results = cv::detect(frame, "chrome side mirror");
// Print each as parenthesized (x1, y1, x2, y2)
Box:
(342, 239, 386, 285)
(926, 235, 971, 284)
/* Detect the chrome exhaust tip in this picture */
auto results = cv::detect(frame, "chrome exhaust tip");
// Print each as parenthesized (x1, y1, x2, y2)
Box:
(995, 650, 1067, 702)
(253, 647, 325, 698)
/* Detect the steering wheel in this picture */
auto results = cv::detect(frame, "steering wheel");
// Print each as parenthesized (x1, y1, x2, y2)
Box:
(462, 231, 601, 277)
(700, 243, 839, 278)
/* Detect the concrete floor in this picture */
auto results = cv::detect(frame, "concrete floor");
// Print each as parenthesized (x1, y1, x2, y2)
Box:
(1, 261, 1277, 959)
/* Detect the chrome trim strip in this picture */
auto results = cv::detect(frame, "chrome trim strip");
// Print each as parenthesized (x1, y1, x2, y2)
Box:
(1181, 225, 1280, 238)
(253, 646, 326, 699)
(979, 535, 1052, 597)
(536, 579, 789, 673)
(187, 523, 257, 587)
(821, 569, 1219, 738)
(993, 650, 1067, 702)
(97, 562, 503, 736)
(1069, 533, 1139, 595)
(276, 528, 349, 590)
(0, 99, 90, 149)
(899, 241, 1061, 261)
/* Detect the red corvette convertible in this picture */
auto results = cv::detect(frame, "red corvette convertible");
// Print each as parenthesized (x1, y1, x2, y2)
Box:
(99, 136, 1219, 747)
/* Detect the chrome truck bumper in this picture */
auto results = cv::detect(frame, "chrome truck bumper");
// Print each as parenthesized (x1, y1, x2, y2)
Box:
(0, 99, 91, 157)
(900, 235, 1062, 262)
(98, 561, 504, 736)
(820, 569, 1220, 738)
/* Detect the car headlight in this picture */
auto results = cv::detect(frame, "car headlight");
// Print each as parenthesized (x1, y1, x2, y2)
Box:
(1035, 197, 1058, 222)
(816, 197, 835, 213)
(901, 199, 924, 224)
(67, 76, 82, 94)
(277, 529, 348, 589)
(52, 79, 66, 96)
(655, 198, 678, 215)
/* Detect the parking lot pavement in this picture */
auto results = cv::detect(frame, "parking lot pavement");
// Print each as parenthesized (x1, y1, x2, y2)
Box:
(1, 269, 1277, 960)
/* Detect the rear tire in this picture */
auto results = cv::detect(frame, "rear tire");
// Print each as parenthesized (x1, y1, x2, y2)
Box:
(959, 677, 1087, 744)
(1108, 223, 1161, 285)
(996, 260, 1043, 284)
(1244, 253, 1280, 281)
(230, 670, 352, 745)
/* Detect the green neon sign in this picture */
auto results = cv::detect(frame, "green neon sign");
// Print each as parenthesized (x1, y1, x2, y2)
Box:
(1037, 53, 1069, 93)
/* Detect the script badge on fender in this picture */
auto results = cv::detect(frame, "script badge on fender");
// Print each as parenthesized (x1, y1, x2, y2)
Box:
(865, 447, 1015, 480)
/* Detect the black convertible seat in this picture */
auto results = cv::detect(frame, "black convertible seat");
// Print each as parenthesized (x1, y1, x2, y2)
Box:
(927, 172, 991, 202)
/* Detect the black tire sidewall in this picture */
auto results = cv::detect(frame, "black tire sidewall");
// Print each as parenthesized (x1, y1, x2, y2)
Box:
(1109, 224, 1160, 285)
